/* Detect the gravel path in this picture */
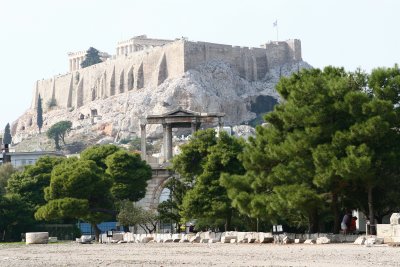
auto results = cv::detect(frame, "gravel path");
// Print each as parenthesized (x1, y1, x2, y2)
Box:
(0, 242, 399, 266)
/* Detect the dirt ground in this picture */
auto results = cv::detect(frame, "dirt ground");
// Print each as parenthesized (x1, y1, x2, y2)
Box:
(0, 242, 399, 267)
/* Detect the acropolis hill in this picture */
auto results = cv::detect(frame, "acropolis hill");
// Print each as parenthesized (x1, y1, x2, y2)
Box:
(12, 35, 310, 147)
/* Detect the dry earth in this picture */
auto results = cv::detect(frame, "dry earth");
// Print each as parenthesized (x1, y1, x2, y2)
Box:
(0, 242, 399, 267)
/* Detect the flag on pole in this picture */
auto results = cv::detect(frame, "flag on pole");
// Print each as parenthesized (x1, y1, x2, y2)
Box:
(273, 20, 278, 27)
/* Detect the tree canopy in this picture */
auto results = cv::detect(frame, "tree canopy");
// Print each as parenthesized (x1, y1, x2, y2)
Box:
(172, 129, 245, 231)
(0, 163, 16, 196)
(7, 156, 65, 209)
(46, 120, 72, 150)
(35, 158, 114, 231)
(35, 145, 152, 240)
(81, 47, 102, 68)
(222, 66, 400, 233)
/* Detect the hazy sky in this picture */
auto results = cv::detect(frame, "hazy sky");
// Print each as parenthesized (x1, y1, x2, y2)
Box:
(1, 0, 399, 131)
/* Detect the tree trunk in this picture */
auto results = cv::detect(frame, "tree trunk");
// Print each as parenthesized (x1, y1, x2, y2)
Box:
(91, 223, 101, 242)
(224, 209, 233, 232)
(367, 186, 375, 235)
(332, 192, 340, 234)
(308, 208, 319, 233)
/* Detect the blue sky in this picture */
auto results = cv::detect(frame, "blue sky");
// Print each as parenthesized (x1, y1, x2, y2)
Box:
(1, 0, 399, 131)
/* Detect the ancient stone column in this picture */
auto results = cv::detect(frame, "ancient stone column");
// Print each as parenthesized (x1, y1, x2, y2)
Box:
(69, 59, 72, 72)
(162, 123, 167, 162)
(140, 124, 146, 160)
(191, 121, 197, 134)
(166, 124, 173, 160)
(218, 117, 223, 132)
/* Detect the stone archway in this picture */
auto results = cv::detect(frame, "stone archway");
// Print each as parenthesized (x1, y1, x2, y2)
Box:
(136, 167, 174, 210)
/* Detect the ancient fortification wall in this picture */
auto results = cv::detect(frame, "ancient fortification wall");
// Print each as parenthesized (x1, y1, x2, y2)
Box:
(31, 37, 302, 115)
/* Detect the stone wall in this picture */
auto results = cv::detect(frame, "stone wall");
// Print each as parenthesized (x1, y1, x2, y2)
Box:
(32, 40, 186, 112)
(184, 41, 269, 81)
(29, 38, 302, 123)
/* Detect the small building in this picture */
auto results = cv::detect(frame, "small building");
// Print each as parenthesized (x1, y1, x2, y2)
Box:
(0, 146, 64, 168)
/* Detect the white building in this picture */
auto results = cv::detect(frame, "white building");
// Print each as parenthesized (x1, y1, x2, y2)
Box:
(0, 150, 64, 168)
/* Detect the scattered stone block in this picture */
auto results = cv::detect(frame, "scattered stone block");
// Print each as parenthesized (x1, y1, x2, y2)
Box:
(353, 236, 366, 245)
(141, 236, 154, 243)
(247, 238, 256, 243)
(259, 233, 274, 243)
(26, 232, 49, 244)
(392, 225, 400, 237)
(48, 237, 58, 243)
(294, 239, 305, 244)
(282, 235, 293, 244)
(230, 238, 237, 243)
(316, 237, 330, 244)
(221, 235, 237, 243)
(208, 239, 217, 243)
(189, 236, 201, 243)
(304, 239, 316, 244)
(200, 238, 209, 243)
(390, 213, 400, 225)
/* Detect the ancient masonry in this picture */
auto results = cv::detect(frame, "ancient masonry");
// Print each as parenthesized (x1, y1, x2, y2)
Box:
(30, 35, 302, 113)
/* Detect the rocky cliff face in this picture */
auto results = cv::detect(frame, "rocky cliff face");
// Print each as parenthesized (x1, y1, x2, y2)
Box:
(12, 60, 311, 149)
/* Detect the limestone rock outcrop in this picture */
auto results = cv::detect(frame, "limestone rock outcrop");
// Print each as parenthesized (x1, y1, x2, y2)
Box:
(12, 36, 311, 148)
(12, 60, 310, 146)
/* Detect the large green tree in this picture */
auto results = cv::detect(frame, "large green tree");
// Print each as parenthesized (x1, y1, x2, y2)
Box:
(0, 163, 16, 196)
(36, 145, 152, 240)
(172, 129, 245, 231)
(37, 94, 43, 133)
(222, 66, 400, 233)
(46, 121, 72, 150)
(3, 123, 12, 145)
(0, 194, 36, 241)
(81, 47, 102, 68)
(35, 158, 114, 240)
(7, 156, 65, 209)
(105, 150, 152, 201)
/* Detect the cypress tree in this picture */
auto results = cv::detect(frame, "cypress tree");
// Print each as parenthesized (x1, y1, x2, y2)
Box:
(3, 123, 12, 144)
(37, 94, 43, 133)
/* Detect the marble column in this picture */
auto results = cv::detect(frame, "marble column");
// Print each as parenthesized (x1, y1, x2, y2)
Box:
(218, 117, 223, 132)
(166, 124, 173, 160)
(69, 59, 72, 72)
(162, 123, 167, 162)
(140, 124, 146, 160)
(191, 121, 198, 134)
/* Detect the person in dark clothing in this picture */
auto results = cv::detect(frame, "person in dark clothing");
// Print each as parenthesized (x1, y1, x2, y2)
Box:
(341, 210, 352, 234)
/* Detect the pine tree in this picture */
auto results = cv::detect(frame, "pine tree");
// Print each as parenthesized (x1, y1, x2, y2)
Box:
(81, 47, 102, 68)
(3, 123, 12, 144)
(37, 94, 43, 133)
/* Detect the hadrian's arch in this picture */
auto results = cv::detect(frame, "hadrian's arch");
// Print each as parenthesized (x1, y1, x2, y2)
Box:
(138, 107, 224, 210)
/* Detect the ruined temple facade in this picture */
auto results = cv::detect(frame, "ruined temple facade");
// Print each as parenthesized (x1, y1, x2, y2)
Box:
(31, 35, 302, 112)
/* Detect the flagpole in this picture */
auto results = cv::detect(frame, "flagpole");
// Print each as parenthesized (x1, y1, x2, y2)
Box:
(273, 19, 279, 41)
(276, 25, 279, 41)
